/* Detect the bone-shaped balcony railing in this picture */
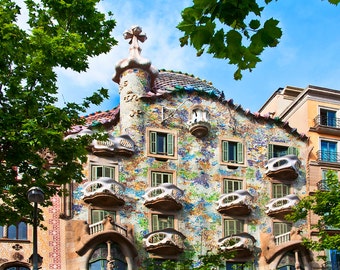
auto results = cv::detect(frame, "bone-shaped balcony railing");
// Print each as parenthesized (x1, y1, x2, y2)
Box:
(265, 194, 299, 214)
(143, 183, 184, 203)
(218, 233, 255, 252)
(216, 190, 253, 210)
(265, 154, 300, 177)
(83, 177, 125, 197)
(143, 229, 185, 249)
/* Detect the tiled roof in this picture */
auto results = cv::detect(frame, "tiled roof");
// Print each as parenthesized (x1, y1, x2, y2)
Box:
(73, 70, 307, 140)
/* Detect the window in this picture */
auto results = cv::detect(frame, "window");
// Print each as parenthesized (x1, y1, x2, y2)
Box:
(149, 130, 175, 157)
(321, 140, 338, 162)
(222, 140, 244, 164)
(0, 222, 27, 240)
(223, 178, 243, 193)
(268, 144, 298, 159)
(152, 214, 174, 231)
(91, 210, 116, 224)
(273, 222, 292, 236)
(91, 165, 116, 180)
(320, 108, 337, 127)
(226, 262, 255, 270)
(151, 171, 173, 186)
(88, 242, 127, 270)
(224, 219, 244, 236)
(272, 183, 290, 198)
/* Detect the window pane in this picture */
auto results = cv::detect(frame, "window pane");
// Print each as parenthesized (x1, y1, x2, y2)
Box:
(8, 224, 17, 239)
(224, 179, 242, 193)
(18, 222, 27, 240)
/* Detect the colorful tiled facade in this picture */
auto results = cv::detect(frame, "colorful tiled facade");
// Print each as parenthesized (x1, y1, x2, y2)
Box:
(0, 26, 328, 269)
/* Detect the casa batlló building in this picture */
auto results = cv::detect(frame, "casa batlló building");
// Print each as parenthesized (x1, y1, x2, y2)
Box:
(0, 26, 322, 270)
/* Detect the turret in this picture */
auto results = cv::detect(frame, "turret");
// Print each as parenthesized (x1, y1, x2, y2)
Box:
(112, 26, 158, 150)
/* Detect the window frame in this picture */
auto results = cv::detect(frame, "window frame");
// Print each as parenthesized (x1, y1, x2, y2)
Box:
(320, 107, 338, 127)
(220, 138, 245, 166)
(149, 169, 175, 187)
(320, 139, 338, 162)
(268, 143, 298, 159)
(272, 183, 290, 198)
(90, 209, 116, 224)
(223, 178, 244, 194)
(146, 128, 177, 160)
(151, 213, 176, 232)
(223, 218, 244, 237)
(91, 164, 118, 181)
(273, 222, 292, 236)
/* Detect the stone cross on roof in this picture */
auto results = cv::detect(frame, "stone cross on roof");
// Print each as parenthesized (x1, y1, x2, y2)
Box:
(112, 25, 158, 84)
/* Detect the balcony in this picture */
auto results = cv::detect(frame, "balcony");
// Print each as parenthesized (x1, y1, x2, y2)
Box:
(91, 134, 135, 157)
(216, 190, 253, 216)
(265, 194, 300, 219)
(143, 183, 184, 211)
(75, 216, 136, 257)
(313, 115, 340, 135)
(316, 150, 340, 164)
(143, 228, 186, 256)
(265, 154, 300, 180)
(188, 109, 211, 138)
(218, 233, 255, 258)
(83, 177, 125, 207)
(317, 179, 329, 191)
(262, 227, 304, 263)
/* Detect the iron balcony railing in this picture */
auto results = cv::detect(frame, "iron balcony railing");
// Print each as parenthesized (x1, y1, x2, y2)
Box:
(317, 179, 329, 191)
(314, 115, 340, 129)
(316, 150, 340, 163)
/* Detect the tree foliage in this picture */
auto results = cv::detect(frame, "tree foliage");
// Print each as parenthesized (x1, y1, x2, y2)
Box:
(0, 0, 116, 225)
(289, 170, 340, 251)
(177, 0, 340, 80)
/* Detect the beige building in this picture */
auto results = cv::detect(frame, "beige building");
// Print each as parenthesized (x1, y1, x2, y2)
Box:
(260, 85, 340, 269)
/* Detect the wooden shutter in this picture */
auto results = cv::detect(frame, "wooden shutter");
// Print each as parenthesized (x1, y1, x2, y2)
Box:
(237, 142, 244, 163)
(288, 146, 298, 156)
(222, 141, 229, 162)
(268, 144, 274, 159)
(167, 133, 174, 156)
(150, 132, 157, 154)
(152, 214, 159, 231)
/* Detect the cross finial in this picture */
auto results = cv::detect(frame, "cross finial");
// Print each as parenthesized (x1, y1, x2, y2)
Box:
(123, 25, 147, 58)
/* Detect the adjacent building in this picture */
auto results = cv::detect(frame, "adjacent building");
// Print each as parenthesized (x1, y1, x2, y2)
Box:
(260, 85, 340, 269)
(0, 26, 329, 269)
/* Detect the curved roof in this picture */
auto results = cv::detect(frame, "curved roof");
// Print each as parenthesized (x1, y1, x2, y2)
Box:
(77, 70, 307, 140)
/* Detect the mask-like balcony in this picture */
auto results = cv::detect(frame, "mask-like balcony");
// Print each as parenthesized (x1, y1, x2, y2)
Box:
(265, 194, 299, 219)
(265, 154, 300, 180)
(83, 177, 125, 207)
(188, 109, 211, 138)
(143, 228, 186, 256)
(218, 233, 255, 258)
(313, 115, 340, 136)
(91, 134, 135, 157)
(216, 190, 253, 216)
(143, 183, 184, 211)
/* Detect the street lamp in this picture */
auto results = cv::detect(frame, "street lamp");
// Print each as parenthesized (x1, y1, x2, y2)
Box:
(27, 187, 45, 270)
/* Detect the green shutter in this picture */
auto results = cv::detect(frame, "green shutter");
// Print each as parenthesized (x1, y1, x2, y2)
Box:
(288, 146, 298, 156)
(237, 142, 244, 164)
(152, 214, 159, 231)
(150, 132, 157, 154)
(268, 144, 274, 159)
(167, 133, 174, 156)
(222, 141, 229, 162)
(167, 216, 174, 228)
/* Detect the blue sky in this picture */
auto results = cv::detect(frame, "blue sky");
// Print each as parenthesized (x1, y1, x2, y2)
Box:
(56, 0, 340, 114)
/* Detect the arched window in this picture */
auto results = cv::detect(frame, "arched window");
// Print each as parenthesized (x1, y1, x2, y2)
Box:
(0, 222, 27, 240)
(88, 242, 127, 270)
(277, 251, 305, 270)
